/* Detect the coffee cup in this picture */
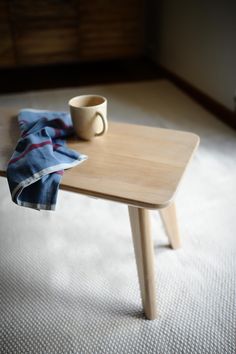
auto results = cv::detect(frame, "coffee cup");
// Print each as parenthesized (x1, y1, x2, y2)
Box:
(69, 95, 108, 140)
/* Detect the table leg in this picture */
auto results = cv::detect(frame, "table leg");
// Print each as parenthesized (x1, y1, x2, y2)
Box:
(159, 202, 181, 249)
(128, 206, 157, 320)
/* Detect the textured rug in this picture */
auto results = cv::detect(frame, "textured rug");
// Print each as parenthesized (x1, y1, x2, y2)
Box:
(0, 80, 236, 354)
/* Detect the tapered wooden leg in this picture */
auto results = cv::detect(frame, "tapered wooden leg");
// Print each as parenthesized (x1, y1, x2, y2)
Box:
(159, 202, 181, 249)
(128, 206, 157, 320)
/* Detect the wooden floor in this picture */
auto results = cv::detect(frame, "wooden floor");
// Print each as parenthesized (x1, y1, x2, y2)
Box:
(0, 58, 163, 94)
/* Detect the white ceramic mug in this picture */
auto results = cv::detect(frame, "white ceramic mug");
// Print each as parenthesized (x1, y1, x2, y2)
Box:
(69, 95, 108, 140)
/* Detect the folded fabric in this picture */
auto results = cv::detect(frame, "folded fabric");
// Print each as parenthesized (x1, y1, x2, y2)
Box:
(7, 109, 87, 211)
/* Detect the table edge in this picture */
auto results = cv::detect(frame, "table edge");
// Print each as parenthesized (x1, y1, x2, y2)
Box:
(0, 122, 200, 210)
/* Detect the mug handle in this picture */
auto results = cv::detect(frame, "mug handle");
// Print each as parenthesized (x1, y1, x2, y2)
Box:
(95, 111, 107, 137)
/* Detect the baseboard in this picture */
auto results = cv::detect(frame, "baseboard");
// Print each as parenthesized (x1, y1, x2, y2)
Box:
(0, 58, 163, 94)
(159, 66, 236, 130)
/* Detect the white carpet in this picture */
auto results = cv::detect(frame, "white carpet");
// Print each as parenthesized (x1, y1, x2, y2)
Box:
(0, 80, 235, 353)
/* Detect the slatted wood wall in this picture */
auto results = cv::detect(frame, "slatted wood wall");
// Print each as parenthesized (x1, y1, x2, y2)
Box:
(0, 1, 15, 67)
(0, 0, 145, 67)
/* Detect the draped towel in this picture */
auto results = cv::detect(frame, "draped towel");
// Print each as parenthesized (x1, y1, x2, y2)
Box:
(7, 109, 87, 210)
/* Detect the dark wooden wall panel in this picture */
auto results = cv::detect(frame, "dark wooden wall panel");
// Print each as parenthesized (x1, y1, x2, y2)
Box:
(0, 1, 15, 67)
(9, 0, 79, 65)
(9, 0, 78, 20)
(14, 24, 80, 65)
(0, 0, 146, 67)
(78, 0, 145, 60)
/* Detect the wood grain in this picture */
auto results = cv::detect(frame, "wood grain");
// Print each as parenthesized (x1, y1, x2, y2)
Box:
(62, 123, 199, 208)
(159, 202, 181, 249)
(9, 0, 77, 20)
(0, 1, 15, 67)
(0, 0, 146, 67)
(0, 110, 199, 209)
(74, 0, 144, 60)
(128, 206, 157, 319)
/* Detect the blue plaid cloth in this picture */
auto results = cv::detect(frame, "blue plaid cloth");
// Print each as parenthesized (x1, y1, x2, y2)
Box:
(7, 109, 87, 211)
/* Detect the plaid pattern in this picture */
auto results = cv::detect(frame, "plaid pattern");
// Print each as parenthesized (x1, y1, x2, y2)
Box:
(7, 109, 87, 210)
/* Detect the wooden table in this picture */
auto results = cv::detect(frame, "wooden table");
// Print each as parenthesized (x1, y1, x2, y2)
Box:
(0, 109, 199, 320)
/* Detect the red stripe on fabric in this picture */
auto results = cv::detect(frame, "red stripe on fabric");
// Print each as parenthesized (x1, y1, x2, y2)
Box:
(53, 143, 62, 149)
(8, 140, 52, 165)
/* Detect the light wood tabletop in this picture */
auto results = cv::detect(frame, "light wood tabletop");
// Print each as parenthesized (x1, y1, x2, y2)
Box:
(0, 108, 199, 320)
(0, 109, 199, 209)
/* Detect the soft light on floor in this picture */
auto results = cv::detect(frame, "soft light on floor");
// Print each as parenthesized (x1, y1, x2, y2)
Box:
(0, 80, 235, 353)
